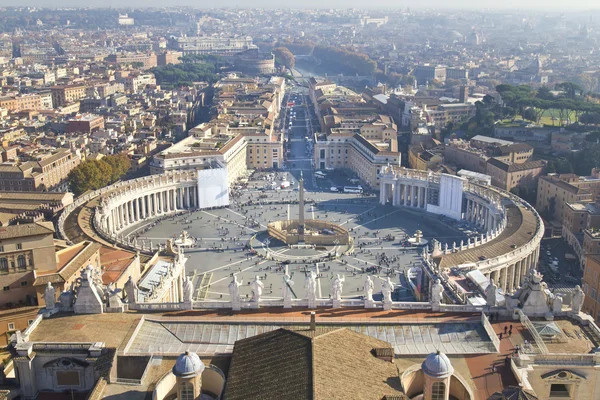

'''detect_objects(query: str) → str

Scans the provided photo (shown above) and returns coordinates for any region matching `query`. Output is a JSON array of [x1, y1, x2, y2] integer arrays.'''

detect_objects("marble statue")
[[431, 279, 444, 305], [282, 271, 294, 307], [485, 279, 497, 307], [331, 274, 345, 302], [381, 277, 395, 304], [250, 276, 264, 303], [364, 275, 374, 302], [571, 285, 585, 314], [228, 275, 241, 309], [183, 276, 193, 303], [44, 282, 56, 310], [305, 271, 317, 308], [124, 276, 138, 304], [552, 294, 563, 314]]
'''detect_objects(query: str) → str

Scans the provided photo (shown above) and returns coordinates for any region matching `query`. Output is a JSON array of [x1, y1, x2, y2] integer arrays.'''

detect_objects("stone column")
[[379, 183, 385, 205], [129, 201, 134, 223], [501, 267, 508, 292], [186, 187, 191, 209], [178, 275, 184, 303], [467, 200, 473, 222], [411, 185, 416, 207], [119, 205, 124, 228], [404, 185, 409, 206], [518, 260, 525, 287]]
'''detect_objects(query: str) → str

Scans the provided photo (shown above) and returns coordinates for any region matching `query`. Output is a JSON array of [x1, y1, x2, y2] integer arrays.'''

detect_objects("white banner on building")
[[197, 168, 229, 209]]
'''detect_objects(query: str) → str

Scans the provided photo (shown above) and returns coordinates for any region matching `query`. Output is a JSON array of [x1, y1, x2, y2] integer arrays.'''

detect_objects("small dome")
[[422, 351, 454, 378], [173, 351, 205, 378]]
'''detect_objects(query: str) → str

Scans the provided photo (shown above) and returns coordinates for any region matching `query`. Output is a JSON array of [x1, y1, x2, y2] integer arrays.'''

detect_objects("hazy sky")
[[1, 0, 600, 10]]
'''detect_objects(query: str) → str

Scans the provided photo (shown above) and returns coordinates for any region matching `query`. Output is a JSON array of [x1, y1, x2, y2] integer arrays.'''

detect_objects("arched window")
[[0, 258, 7, 272], [431, 382, 446, 400], [17, 255, 26, 269], [179, 382, 194, 400]]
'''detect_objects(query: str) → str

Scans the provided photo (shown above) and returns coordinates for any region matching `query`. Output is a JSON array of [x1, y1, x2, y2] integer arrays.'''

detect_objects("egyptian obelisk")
[[298, 171, 305, 239]]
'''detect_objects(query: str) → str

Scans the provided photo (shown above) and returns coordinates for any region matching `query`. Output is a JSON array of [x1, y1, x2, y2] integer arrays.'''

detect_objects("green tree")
[[68, 154, 131, 196], [272, 47, 295, 70], [571, 143, 600, 175]]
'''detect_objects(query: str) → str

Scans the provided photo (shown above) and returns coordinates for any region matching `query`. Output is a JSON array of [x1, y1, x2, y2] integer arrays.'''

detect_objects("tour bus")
[[343, 185, 363, 193]]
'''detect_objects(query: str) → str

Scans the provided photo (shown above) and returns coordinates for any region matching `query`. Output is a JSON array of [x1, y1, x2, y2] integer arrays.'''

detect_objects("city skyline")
[[1, 1, 600, 10]]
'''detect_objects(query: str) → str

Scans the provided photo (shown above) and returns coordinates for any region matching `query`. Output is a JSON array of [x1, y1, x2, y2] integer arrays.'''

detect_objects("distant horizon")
[[1, 1, 600, 11]]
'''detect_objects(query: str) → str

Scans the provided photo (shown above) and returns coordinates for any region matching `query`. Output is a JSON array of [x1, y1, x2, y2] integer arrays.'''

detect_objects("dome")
[[422, 351, 454, 378], [173, 351, 205, 378]]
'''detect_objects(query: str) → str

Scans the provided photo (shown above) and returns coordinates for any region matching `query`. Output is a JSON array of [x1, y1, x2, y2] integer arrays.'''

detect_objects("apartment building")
[[485, 158, 546, 192], [105, 52, 158, 68], [121, 74, 156, 93], [0, 149, 81, 192], [408, 146, 443, 171], [537, 173, 600, 223], [425, 103, 475, 129], [0, 222, 56, 307], [66, 114, 105, 133], [51, 84, 86, 107], [0, 94, 42, 112], [314, 132, 401, 189], [583, 254, 600, 322]]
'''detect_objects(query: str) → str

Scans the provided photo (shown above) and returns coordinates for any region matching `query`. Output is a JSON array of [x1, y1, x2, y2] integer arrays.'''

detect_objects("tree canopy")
[[68, 154, 130, 196], [312, 45, 377, 76], [150, 60, 220, 87], [272, 47, 295, 70]]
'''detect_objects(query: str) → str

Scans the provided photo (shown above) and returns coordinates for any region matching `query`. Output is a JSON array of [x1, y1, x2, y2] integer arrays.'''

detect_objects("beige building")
[[408, 146, 444, 171], [0, 148, 81, 192], [537, 173, 600, 223], [314, 133, 400, 189], [583, 255, 600, 322], [51, 84, 86, 107], [485, 158, 546, 192], [0, 222, 56, 307]]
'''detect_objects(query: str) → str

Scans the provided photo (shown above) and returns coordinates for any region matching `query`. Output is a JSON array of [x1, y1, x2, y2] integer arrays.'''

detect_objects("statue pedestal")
[[431, 302, 441, 312], [332, 299, 341, 308], [283, 299, 292, 309], [383, 301, 392, 311], [307, 299, 317, 309], [364, 300, 375, 309], [250, 301, 260, 309], [43, 307, 60, 318], [182, 301, 193, 311], [231, 301, 241, 311]]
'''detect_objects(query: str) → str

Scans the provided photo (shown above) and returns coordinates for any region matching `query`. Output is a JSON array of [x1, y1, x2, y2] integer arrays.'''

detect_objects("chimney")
[[310, 311, 316, 331]]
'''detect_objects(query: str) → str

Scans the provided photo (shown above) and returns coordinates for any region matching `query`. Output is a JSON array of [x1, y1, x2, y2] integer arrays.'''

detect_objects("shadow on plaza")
[[314, 198, 468, 239]]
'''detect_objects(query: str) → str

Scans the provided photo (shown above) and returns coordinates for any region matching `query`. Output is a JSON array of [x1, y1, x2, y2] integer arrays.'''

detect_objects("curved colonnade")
[[58, 167, 543, 297], [57, 170, 200, 252], [380, 167, 544, 295]]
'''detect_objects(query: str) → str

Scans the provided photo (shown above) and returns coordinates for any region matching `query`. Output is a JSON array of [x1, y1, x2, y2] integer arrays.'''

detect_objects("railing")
[[23, 313, 43, 338], [518, 309, 548, 354], [440, 304, 484, 312], [33, 343, 94, 351], [481, 312, 501, 352], [131, 302, 185, 311], [534, 354, 599, 366]]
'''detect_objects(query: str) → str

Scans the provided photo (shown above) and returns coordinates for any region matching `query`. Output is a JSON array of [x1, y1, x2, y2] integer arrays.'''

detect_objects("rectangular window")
[[7, 323, 14, 331], [3, 286, 8, 291], [16, 243, 22, 250]]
